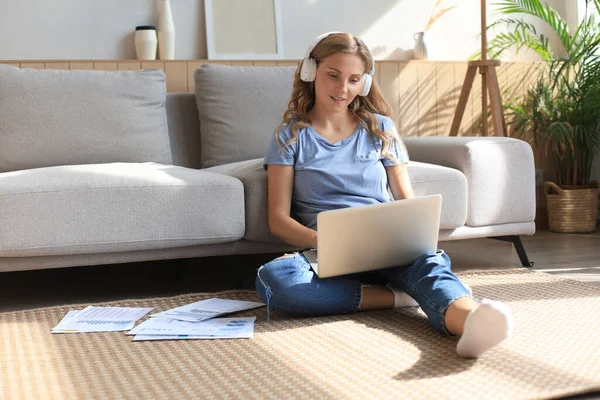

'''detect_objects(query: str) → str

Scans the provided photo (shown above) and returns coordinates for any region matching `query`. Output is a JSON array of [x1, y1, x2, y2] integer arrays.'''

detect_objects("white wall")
[[0, 0, 206, 60], [0, 0, 573, 61]]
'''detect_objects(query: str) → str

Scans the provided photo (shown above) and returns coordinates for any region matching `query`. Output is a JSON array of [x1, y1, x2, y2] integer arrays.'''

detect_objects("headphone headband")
[[303, 31, 375, 76], [303, 31, 342, 60]]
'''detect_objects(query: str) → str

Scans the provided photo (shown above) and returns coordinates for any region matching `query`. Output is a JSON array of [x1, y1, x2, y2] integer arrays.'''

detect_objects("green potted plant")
[[487, 0, 600, 232]]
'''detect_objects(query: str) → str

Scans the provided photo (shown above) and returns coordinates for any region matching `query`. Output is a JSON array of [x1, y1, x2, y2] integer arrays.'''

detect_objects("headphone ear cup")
[[359, 73, 372, 97], [300, 58, 317, 82]]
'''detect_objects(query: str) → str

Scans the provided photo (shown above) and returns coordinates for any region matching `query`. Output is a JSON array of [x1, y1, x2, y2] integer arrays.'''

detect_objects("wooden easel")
[[449, 0, 507, 137]]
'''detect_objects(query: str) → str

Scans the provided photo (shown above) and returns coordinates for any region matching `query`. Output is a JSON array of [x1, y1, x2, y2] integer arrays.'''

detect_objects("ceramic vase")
[[413, 31, 428, 60], [134, 26, 158, 60], [158, 0, 175, 60]]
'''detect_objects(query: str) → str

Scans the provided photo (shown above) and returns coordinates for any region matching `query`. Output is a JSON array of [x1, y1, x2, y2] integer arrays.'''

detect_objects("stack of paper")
[[51, 306, 153, 333], [129, 298, 264, 341], [51, 298, 264, 341]]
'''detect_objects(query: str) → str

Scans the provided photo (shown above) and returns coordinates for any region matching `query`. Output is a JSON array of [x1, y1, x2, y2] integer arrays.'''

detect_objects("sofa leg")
[[488, 235, 534, 268]]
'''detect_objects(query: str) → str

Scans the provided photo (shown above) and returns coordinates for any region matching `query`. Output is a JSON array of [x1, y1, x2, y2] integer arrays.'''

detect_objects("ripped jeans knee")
[[255, 253, 304, 321], [255, 252, 362, 321]]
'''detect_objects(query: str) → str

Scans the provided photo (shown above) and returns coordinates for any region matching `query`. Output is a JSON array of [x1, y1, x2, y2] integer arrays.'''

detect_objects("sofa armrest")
[[402, 137, 536, 227]]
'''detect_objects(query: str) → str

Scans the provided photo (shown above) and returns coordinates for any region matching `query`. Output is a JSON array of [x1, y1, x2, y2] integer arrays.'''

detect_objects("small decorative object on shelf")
[[414, 0, 456, 60], [134, 26, 158, 61], [158, 0, 175, 60], [413, 32, 428, 60]]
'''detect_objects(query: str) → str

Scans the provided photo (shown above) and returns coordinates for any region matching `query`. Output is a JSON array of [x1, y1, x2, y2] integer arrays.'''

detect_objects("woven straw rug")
[[2, 269, 600, 400]]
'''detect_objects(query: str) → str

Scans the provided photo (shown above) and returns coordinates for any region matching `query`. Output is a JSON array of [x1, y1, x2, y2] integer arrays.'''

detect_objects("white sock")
[[456, 299, 513, 358], [387, 286, 419, 308], [465, 283, 473, 296], [387, 283, 473, 309]]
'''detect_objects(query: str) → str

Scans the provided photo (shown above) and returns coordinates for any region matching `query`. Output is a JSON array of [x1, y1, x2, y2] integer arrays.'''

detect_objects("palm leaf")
[[488, 31, 551, 60], [487, 18, 539, 34], [492, 0, 572, 57]]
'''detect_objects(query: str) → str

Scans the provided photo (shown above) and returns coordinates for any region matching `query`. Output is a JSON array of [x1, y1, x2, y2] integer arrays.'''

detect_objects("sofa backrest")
[[0, 63, 298, 172], [0, 65, 172, 173], [193, 64, 296, 168], [165, 93, 202, 169]]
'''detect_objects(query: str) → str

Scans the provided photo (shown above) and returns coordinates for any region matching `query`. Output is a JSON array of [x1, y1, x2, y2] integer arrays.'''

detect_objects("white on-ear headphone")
[[299, 31, 375, 97]]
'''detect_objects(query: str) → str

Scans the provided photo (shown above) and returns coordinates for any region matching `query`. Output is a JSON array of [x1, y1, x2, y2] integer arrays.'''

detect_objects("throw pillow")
[[194, 64, 295, 168], [0, 65, 171, 172]]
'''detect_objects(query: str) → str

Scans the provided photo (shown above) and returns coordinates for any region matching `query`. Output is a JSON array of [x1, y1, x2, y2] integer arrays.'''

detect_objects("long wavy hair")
[[277, 32, 403, 161]]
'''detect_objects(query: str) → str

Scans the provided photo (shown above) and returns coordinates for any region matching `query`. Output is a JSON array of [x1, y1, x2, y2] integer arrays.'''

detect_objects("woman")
[[257, 32, 512, 358]]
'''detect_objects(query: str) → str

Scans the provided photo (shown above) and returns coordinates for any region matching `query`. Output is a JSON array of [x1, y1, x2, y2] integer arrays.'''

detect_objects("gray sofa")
[[0, 63, 536, 273]]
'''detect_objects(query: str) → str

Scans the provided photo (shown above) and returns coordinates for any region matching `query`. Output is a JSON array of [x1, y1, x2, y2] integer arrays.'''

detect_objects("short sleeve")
[[380, 116, 409, 166], [263, 123, 298, 169]]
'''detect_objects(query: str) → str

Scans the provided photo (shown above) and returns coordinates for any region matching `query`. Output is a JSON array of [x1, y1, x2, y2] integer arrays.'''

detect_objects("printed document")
[[151, 298, 264, 322], [51, 310, 82, 333], [128, 316, 256, 341], [52, 306, 153, 333]]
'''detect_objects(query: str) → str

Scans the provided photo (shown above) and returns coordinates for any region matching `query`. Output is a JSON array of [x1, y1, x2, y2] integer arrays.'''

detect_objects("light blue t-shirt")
[[263, 114, 409, 230]]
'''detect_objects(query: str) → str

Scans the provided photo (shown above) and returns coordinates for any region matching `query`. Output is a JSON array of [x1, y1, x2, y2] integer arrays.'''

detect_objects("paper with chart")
[[128, 316, 256, 341], [150, 298, 264, 322], [51, 306, 153, 333]]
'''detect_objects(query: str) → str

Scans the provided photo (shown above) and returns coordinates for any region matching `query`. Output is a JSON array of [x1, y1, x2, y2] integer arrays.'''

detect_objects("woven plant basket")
[[544, 181, 599, 233]]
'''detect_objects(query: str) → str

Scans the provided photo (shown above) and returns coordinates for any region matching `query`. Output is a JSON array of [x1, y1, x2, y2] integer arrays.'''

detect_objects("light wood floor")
[[445, 229, 600, 284], [1, 228, 599, 313]]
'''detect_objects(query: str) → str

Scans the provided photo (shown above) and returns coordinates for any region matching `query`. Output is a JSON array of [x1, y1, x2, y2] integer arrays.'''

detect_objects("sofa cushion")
[[408, 161, 467, 229], [0, 163, 244, 257], [0, 65, 172, 173], [166, 93, 201, 169], [207, 159, 467, 244], [194, 64, 295, 168], [205, 158, 281, 243]]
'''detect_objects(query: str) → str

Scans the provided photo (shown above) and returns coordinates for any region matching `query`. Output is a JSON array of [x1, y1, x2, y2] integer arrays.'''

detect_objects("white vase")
[[134, 26, 158, 60], [413, 31, 428, 60], [158, 0, 175, 60]]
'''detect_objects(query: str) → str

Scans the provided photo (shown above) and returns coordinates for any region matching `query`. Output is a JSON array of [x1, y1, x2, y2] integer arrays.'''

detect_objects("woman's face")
[[313, 52, 366, 114]]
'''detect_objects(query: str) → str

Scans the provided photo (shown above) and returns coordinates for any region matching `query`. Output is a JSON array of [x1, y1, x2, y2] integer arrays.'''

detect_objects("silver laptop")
[[302, 194, 442, 278]]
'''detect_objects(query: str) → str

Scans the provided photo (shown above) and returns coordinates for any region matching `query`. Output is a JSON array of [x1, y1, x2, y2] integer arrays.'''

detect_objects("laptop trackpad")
[[302, 250, 319, 274]]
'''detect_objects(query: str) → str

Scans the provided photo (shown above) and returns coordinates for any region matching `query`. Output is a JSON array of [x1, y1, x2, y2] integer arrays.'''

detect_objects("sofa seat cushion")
[[206, 159, 467, 244], [0, 65, 172, 173], [0, 163, 244, 257]]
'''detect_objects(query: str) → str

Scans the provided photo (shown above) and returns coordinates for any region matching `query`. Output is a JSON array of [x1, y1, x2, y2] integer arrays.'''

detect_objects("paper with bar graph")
[[51, 306, 153, 333]]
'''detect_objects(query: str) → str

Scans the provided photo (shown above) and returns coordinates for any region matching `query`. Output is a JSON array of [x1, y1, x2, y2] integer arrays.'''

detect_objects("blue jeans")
[[255, 250, 472, 335]]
